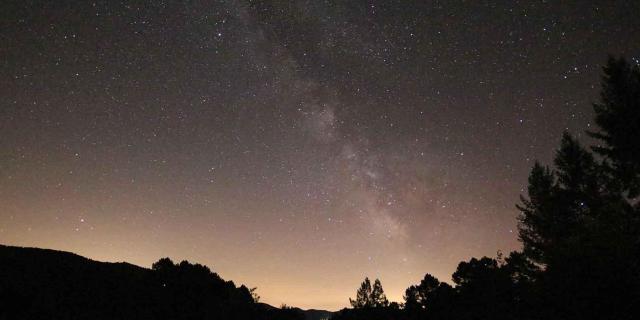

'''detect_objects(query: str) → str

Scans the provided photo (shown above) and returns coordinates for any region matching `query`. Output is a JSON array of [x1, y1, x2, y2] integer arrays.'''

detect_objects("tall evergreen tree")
[[349, 277, 389, 309], [516, 162, 558, 265], [370, 279, 389, 307], [349, 277, 372, 308], [588, 57, 640, 198], [517, 133, 606, 267], [514, 56, 640, 320]]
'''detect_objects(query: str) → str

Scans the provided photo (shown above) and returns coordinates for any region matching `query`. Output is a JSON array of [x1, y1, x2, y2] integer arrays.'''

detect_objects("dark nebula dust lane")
[[1, 0, 639, 310]]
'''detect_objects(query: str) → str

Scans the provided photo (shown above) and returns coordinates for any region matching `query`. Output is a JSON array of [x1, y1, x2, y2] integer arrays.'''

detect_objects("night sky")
[[1, 0, 639, 310]]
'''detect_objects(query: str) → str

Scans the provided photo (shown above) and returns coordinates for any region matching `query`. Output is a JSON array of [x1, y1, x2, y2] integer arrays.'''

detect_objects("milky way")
[[1, 0, 639, 310]]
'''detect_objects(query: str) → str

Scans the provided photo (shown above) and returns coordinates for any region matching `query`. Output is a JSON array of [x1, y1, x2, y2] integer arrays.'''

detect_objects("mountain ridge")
[[0, 244, 335, 320]]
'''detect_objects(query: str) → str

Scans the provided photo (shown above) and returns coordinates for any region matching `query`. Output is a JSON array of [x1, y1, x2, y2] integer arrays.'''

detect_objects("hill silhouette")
[[0, 244, 329, 320]]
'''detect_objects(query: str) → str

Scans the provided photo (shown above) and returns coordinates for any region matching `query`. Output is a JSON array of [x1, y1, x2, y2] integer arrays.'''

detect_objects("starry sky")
[[1, 0, 639, 311]]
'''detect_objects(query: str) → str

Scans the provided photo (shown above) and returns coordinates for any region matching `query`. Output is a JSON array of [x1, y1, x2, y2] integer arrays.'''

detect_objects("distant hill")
[[256, 303, 335, 320], [297, 308, 336, 320], [0, 244, 331, 320]]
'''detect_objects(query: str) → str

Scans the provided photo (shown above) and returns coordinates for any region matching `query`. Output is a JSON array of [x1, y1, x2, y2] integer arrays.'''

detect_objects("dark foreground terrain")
[[0, 244, 333, 320]]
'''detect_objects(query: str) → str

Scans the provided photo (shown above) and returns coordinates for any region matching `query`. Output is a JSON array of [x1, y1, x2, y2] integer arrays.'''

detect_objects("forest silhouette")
[[332, 56, 640, 320], [1, 56, 639, 320]]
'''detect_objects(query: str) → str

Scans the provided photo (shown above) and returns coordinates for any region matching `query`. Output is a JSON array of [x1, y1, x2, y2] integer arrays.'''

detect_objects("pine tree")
[[514, 57, 640, 319], [517, 133, 606, 266], [588, 57, 640, 198], [371, 279, 389, 307], [516, 162, 557, 265], [349, 277, 389, 308], [349, 277, 372, 308]]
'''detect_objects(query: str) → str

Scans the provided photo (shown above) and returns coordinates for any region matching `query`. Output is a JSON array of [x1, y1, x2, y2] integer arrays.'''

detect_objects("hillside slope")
[[0, 244, 311, 320]]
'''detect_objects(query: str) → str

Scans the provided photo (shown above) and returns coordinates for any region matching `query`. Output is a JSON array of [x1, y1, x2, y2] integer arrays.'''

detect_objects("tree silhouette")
[[370, 279, 389, 307], [152, 257, 175, 271], [349, 277, 388, 309], [513, 56, 640, 320], [589, 56, 640, 197], [349, 277, 372, 308], [249, 286, 260, 303], [404, 273, 455, 319], [404, 273, 439, 311], [516, 133, 604, 267]]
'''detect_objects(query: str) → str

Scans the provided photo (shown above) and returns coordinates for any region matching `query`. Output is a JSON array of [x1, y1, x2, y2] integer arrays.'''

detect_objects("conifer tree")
[[349, 277, 372, 308], [371, 279, 389, 307], [589, 57, 640, 197]]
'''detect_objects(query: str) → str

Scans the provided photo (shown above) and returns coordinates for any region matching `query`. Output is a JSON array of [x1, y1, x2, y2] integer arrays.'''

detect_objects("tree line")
[[332, 56, 640, 320]]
